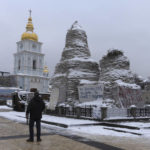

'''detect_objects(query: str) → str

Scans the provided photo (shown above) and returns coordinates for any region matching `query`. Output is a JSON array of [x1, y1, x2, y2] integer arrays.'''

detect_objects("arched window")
[[18, 59, 21, 70], [33, 60, 36, 70]]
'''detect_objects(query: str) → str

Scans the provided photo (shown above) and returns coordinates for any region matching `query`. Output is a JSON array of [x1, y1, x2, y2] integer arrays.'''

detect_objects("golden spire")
[[43, 66, 49, 73], [26, 10, 34, 32], [21, 10, 38, 41]]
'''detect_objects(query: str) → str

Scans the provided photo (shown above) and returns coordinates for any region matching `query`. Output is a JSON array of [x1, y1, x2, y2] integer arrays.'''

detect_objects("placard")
[[49, 88, 59, 110], [78, 84, 104, 102]]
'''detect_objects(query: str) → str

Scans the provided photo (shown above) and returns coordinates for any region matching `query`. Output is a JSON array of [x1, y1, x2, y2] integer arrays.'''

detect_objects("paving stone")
[[0, 117, 99, 150]]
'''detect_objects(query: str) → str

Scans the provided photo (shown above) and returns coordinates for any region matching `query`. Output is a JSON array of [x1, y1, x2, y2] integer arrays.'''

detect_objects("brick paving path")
[[76, 129, 150, 150], [0, 108, 150, 150], [0, 117, 122, 150]]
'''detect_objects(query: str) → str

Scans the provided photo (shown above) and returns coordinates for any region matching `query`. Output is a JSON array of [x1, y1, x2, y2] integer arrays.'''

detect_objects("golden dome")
[[21, 11, 38, 42], [21, 32, 38, 41], [43, 66, 49, 73]]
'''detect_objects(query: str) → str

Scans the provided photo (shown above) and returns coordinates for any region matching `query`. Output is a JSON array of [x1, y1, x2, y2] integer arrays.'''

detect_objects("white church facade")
[[14, 11, 49, 93]]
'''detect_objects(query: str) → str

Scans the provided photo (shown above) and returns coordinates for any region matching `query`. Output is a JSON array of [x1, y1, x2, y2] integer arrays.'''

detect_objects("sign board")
[[78, 84, 104, 102], [49, 88, 59, 110], [118, 86, 144, 108]]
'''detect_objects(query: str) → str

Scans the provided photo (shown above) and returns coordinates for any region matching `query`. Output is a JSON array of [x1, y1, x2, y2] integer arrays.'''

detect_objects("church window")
[[18, 59, 21, 70], [33, 60, 36, 70], [32, 44, 36, 49], [20, 43, 23, 49]]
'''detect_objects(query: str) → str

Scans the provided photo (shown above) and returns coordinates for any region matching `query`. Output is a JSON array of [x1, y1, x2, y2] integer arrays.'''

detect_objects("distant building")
[[0, 71, 17, 87], [0, 71, 10, 77], [13, 11, 49, 93]]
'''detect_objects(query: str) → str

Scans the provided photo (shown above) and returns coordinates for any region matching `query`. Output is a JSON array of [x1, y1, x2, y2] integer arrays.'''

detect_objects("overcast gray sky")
[[0, 0, 150, 78]]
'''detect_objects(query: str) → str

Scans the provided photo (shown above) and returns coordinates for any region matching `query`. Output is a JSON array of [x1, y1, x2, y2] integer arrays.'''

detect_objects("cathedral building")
[[14, 11, 49, 93]]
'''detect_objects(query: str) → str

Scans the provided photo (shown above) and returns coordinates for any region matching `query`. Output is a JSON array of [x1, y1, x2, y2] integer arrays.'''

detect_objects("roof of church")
[[21, 10, 38, 42]]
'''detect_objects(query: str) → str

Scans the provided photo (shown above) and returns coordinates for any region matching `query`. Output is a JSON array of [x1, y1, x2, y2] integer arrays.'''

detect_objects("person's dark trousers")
[[29, 119, 41, 141], [36, 119, 41, 140], [29, 119, 34, 140]]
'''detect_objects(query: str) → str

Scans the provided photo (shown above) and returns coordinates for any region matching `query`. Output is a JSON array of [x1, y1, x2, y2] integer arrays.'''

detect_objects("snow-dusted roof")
[[115, 80, 140, 89], [68, 70, 96, 78], [70, 21, 83, 30], [63, 57, 97, 63], [105, 69, 134, 79], [80, 79, 98, 85]]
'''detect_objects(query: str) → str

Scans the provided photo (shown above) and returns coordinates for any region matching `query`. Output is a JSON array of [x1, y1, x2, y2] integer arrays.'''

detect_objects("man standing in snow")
[[26, 90, 45, 142]]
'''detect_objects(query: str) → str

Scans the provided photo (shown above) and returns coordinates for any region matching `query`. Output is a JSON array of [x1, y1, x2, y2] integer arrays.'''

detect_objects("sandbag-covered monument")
[[49, 22, 150, 109], [50, 21, 100, 107]]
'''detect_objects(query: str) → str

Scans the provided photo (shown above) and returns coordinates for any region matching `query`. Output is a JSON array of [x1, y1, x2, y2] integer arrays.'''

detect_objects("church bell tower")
[[14, 11, 49, 93]]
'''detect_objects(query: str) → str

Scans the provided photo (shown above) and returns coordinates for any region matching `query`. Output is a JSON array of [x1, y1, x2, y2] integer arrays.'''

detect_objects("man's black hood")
[[34, 91, 39, 97]]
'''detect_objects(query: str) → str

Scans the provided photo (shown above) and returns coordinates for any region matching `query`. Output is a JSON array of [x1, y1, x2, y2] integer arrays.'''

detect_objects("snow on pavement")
[[69, 126, 137, 137], [0, 111, 97, 125], [0, 105, 12, 110], [0, 110, 150, 138], [42, 115, 97, 125]]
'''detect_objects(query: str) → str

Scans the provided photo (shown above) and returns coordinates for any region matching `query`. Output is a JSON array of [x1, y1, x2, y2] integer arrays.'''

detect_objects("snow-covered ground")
[[0, 108, 150, 138], [119, 122, 150, 128], [0, 105, 12, 110], [69, 126, 137, 137], [69, 122, 150, 137], [118, 121, 150, 137], [0, 111, 97, 125]]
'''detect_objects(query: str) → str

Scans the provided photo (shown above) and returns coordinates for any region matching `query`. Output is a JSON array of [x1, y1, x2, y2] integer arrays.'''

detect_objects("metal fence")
[[46, 106, 93, 118], [46, 106, 150, 120], [127, 108, 150, 117]]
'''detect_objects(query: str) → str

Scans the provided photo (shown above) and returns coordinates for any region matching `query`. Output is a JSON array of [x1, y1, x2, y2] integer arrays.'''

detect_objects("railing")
[[45, 106, 150, 120], [127, 108, 150, 117], [46, 106, 93, 118]]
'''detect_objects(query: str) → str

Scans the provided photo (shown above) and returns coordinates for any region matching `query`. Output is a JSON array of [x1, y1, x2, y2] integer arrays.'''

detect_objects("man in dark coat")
[[26, 91, 45, 142]]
